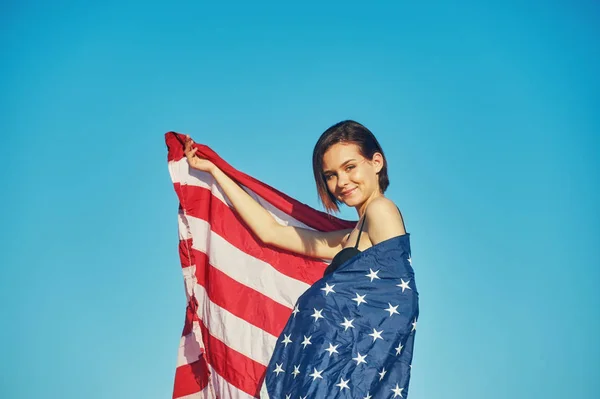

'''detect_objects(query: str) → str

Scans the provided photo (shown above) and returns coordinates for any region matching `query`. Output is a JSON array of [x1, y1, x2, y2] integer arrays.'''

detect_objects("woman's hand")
[[184, 135, 215, 173]]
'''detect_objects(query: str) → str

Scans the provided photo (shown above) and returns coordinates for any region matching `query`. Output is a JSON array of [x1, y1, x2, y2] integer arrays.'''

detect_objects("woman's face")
[[322, 142, 383, 208]]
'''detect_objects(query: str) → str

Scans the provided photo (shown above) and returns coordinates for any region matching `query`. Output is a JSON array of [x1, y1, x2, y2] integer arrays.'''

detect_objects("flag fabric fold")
[[165, 132, 355, 399]]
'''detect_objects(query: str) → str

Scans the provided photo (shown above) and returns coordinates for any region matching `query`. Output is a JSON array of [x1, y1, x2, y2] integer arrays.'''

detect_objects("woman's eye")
[[325, 174, 335, 181], [345, 165, 355, 172]]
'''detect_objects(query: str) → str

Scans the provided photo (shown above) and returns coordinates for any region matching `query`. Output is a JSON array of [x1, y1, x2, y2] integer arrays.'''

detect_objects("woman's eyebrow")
[[323, 159, 357, 173]]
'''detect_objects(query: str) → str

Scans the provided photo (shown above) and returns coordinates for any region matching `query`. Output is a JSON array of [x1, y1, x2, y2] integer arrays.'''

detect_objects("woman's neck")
[[356, 191, 383, 217]]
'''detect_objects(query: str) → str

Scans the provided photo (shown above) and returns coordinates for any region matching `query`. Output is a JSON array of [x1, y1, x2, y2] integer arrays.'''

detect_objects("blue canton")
[[263, 234, 419, 399]]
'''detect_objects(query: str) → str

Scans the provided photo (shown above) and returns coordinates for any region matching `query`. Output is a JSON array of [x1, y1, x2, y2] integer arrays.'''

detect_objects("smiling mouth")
[[340, 187, 357, 197]]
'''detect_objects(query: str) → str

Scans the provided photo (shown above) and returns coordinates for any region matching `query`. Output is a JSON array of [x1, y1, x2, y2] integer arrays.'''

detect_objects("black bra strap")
[[354, 215, 367, 248]]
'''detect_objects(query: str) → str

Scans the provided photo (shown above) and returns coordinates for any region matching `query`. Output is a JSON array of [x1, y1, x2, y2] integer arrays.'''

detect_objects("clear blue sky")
[[1, 1, 598, 398]]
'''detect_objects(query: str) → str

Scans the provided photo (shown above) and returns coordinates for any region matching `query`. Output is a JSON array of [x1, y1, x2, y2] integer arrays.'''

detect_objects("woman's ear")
[[372, 152, 384, 173]]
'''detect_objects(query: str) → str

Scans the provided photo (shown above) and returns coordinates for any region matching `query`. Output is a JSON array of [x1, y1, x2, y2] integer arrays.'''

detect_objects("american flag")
[[261, 234, 418, 398], [165, 132, 357, 398]]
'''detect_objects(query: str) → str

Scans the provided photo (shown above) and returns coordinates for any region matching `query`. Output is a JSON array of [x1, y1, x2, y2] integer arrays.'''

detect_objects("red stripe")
[[193, 250, 291, 337], [179, 238, 194, 268], [165, 132, 355, 232], [173, 358, 209, 398], [166, 132, 187, 163], [179, 184, 328, 284], [182, 293, 200, 336]]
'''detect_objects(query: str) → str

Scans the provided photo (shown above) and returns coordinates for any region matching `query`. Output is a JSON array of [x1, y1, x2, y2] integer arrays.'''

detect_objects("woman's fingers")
[[184, 136, 196, 160], [184, 137, 207, 171]]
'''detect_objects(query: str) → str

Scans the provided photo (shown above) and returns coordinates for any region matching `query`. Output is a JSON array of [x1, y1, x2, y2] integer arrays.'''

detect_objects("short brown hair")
[[312, 120, 389, 212]]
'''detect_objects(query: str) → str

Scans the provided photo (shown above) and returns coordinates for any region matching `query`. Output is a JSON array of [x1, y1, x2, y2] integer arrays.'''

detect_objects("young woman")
[[184, 120, 407, 271], [185, 120, 417, 397]]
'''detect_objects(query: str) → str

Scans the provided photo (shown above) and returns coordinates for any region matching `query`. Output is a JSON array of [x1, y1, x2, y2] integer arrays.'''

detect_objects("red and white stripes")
[[166, 132, 353, 398]]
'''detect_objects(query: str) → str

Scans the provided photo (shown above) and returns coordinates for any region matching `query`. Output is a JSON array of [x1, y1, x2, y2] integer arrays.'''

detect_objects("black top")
[[322, 215, 367, 276]]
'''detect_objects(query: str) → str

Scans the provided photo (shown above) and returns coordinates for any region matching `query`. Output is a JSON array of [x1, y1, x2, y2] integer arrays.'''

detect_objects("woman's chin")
[[340, 196, 362, 208]]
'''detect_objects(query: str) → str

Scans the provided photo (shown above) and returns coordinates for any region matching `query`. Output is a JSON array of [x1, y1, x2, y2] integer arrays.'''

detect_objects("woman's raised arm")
[[185, 136, 350, 259]]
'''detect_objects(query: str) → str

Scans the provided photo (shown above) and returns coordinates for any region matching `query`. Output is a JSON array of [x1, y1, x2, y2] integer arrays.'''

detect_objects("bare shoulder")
[[365, 197, 406, 244]]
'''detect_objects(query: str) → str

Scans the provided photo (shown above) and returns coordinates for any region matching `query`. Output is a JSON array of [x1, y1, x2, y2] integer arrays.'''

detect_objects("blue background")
[[1, 1, 598, 398]]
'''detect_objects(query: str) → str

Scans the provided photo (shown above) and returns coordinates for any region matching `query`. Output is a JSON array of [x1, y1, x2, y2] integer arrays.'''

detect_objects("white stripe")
[[178, 211, 193, 240], [207, 364, 256, 399], [177, 329, 205, 368], [259, 380, 270, 399], [169, 158, 315, 230], [186, 215, 311, 309], [195, 283, 277, 366], [177, 390, 206, 399]]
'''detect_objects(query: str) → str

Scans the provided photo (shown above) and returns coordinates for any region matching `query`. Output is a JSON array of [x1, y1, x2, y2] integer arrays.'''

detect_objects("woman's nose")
[[337, 173, 348, 187]]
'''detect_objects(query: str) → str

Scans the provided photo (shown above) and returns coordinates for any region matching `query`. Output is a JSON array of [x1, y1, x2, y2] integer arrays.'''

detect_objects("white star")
[[365, 268, 381, 282], [311, 308, 324, 322], [391, 383, 404, 398], [299, 396, 307, 399], [397, 278, 411, 292], [395, 342, 404, 355], [281, 334, 292, 347], [292, 364, 300, 378], [352, 352, 367, 365], [325, 343, 340, 356], [363, 393, 372, 399], [321, 283, 336, 295], [301, 335, 312, 349], [385, 303, 400, 317], [292, 305, 299, 317], [378, 367, 387, 381], [273, 363, 285, 376], [352, 293, 367, 306], [340, 317, 355, 331], [369, 328, 384, 342], [411, 318, 417, 332], [309, 367, 324, 381], [285, 395, 291, 399], [335, 378, 350, 391], [407, 256, 412, 265]]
